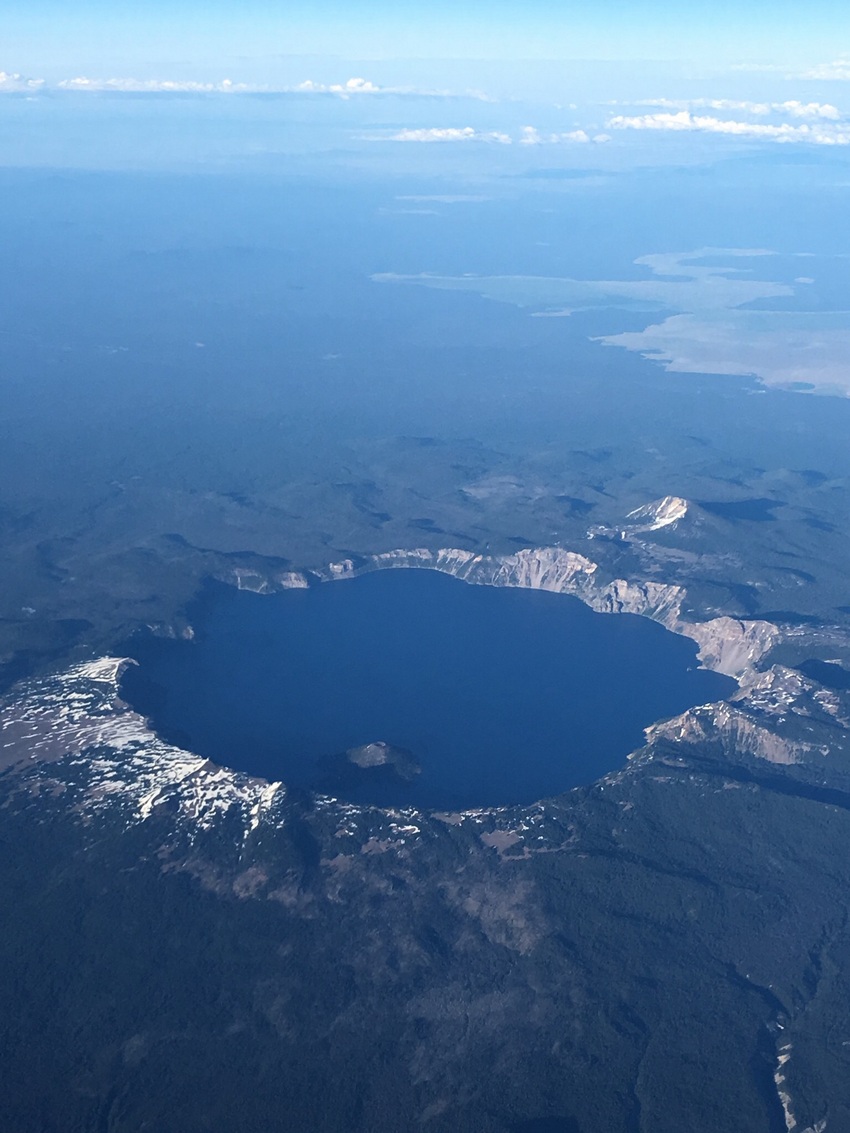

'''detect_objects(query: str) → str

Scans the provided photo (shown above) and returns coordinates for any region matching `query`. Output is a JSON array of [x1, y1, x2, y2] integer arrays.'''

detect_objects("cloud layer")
[[390, 126, 511, 143], [520, 125, 604, 144], [385, 125, 608, 145], [7, 67, 849, 152], [625, 97, 840, 119], [0, 72, 490, 100], [293, 77, 490, 100], [57, 77, 252, 93], [608, 108, 850, 145], [794, 59, 850, 81]]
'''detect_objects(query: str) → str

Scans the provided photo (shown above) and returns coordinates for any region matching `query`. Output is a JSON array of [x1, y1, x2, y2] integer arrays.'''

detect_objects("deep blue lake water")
[[121, 569, 735, 810]]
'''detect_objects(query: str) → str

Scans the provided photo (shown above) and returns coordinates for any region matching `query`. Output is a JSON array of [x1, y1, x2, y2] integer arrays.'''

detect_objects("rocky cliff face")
[[644, 665, 850, 767]]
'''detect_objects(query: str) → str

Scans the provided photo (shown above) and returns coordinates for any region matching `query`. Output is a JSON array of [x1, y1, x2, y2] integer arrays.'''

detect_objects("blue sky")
[[6, 0, 850, 79]]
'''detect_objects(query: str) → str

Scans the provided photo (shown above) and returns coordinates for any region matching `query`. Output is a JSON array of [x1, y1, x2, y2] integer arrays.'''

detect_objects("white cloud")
[[794, 59, 850, 81], [293, 77, 493, 100], [389, 126, 512, 143], [44, 73, 492, 100], [293, 76, 380, 96], [520, 126, 594, 144], [626, 97, 841, 120], [608, 110, 850, 145], [57, 76, 252, 93], [780, 100, 842, 119], [383, 125, 609, 145], [0, 71, 45, 92], [734, 58, 850, 81]]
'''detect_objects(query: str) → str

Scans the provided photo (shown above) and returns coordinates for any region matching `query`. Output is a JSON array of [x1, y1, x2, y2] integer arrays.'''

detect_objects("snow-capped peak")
[[625, 496, 689, 531]]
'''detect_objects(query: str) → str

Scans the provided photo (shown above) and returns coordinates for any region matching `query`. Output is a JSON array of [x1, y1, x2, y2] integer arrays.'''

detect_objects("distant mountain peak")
[[625, 495, 690, 531]]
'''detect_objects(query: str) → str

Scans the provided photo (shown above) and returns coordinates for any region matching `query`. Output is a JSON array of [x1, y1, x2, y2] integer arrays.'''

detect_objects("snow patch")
[[1, 658, 287, 836]]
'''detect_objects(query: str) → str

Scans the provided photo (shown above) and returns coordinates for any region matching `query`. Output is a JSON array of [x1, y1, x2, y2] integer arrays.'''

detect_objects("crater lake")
[[120, 568, 736, 810]]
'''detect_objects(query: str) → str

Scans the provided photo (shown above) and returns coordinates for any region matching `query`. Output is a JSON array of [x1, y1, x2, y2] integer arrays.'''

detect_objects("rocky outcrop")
[[325, 546, 599, 595], [685, 616, 780, 678], [345, 741, 420, 780], [646, 700, 813, 766], [644, 665, 850, 767]]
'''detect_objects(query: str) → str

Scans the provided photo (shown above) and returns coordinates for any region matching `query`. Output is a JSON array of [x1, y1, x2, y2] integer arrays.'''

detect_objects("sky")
[[5, 0, 850, 172], [5, 0, 850, 81]]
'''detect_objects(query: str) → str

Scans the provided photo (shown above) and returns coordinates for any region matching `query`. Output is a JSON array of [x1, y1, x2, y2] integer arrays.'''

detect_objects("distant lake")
[[121, 569, 735, 810]]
